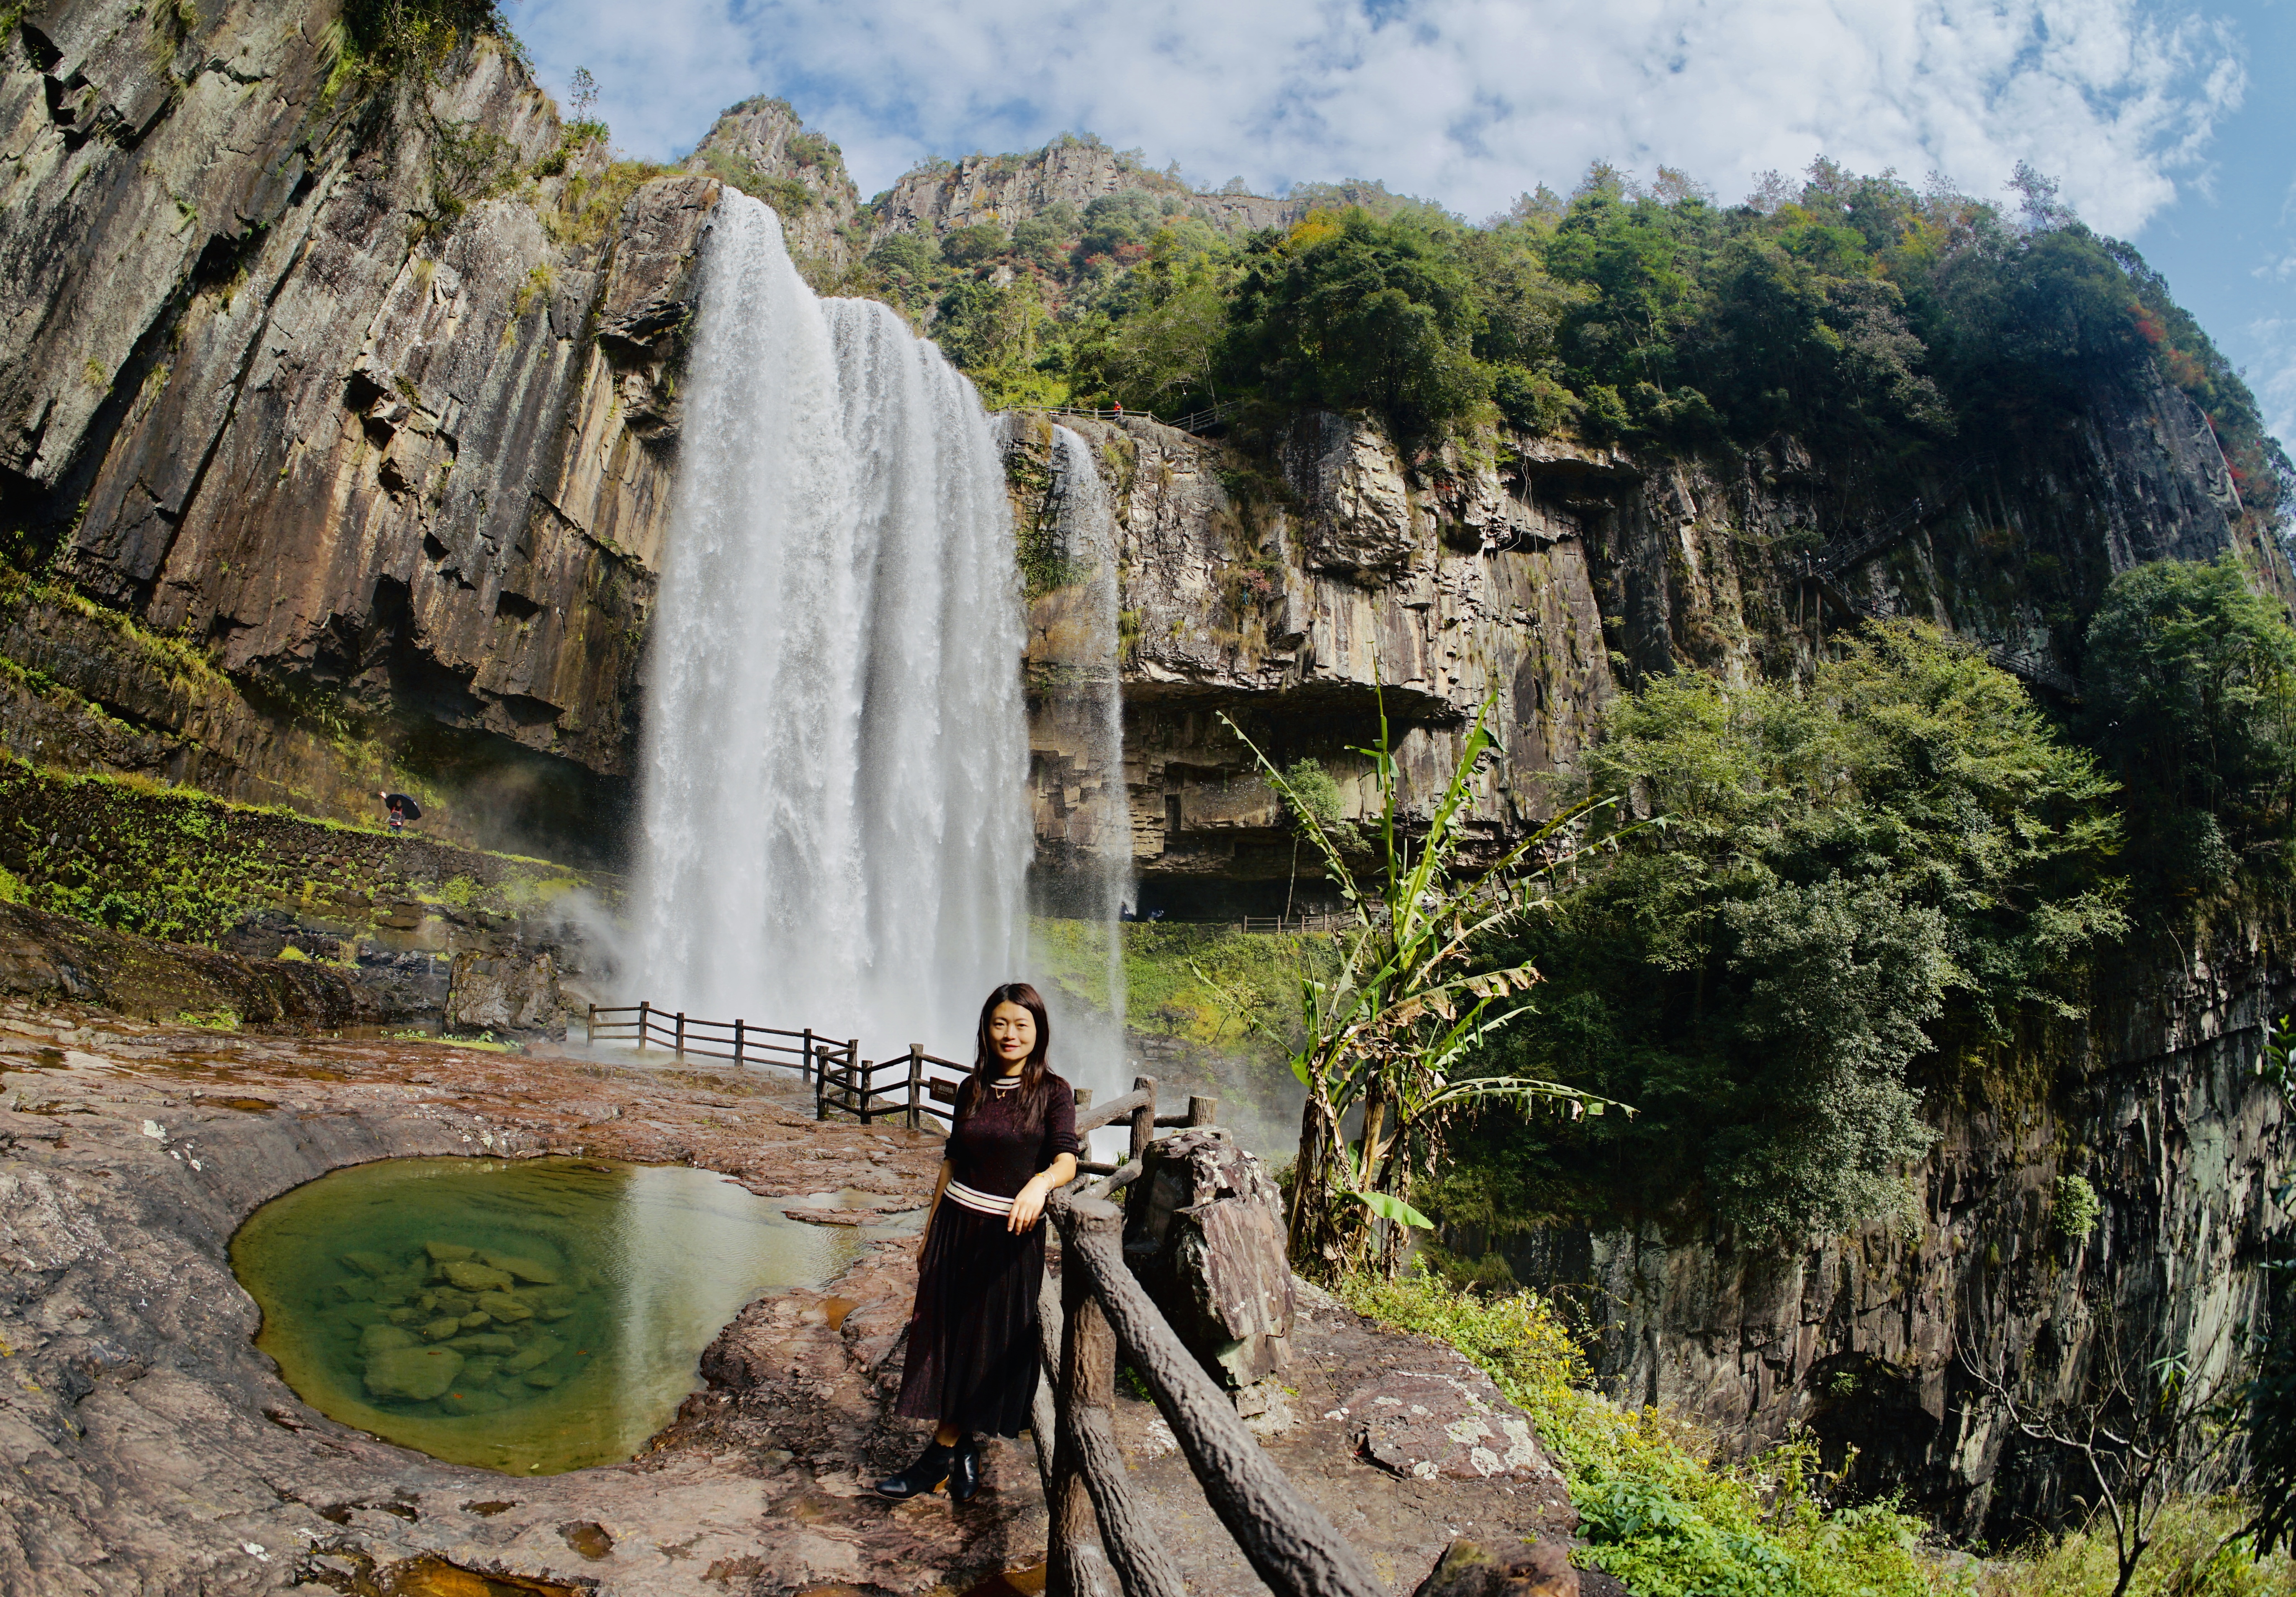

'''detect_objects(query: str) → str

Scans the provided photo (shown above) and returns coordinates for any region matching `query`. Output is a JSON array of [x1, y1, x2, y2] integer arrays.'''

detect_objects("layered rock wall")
[[1018, 355, 2275, 909], [0, 2, 745, 853], [1457, 916, 2288, 1538]]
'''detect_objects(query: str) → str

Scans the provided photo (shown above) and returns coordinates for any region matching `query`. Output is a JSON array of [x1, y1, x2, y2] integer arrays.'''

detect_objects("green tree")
[[1447, 623, 2126, 1245], [1223, 209, 1490, 445], [1212, 695, 1630, 1279], [2082, 554, 2296, 895]]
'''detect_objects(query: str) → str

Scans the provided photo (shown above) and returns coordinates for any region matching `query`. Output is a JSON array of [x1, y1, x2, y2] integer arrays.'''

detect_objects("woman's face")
[[989, 1002, 1036, 1071]]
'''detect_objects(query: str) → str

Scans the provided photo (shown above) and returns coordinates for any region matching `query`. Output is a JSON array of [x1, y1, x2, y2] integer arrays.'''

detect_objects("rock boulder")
[[1122, 1127, 1296, 1388], [1340, 1367, 1563, 1485]]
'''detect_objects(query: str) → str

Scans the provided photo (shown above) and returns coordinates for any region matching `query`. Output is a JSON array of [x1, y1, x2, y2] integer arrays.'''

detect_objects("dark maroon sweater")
[[945, 1072, 1079, 1197]]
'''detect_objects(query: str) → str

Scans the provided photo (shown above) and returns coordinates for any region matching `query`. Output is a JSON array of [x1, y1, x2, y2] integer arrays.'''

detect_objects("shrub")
[[2053, 1173, 2102, 1245], [2082, 554, 2296, 901]]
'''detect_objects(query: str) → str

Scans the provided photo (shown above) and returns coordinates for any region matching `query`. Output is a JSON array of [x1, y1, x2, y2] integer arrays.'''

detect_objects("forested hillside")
[[847, 156, 2288, 536]]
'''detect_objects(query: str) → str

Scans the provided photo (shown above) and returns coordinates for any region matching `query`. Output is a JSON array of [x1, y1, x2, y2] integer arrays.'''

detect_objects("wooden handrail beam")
[[1076, 1087, 1151, 1135], [1054, 1192, 1386, 1597], [1052, 1199, 1188, 1597]]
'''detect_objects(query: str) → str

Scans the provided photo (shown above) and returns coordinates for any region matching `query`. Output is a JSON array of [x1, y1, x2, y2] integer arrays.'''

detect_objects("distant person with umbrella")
[[379, 791, 422, 834]]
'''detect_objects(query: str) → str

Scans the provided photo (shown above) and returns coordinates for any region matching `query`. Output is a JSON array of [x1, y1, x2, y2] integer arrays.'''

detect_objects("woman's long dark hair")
[[962, 981, 1052, 1122]]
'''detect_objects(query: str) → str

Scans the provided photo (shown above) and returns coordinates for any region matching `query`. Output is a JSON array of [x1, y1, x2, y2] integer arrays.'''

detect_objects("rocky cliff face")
[[1011, 358, 2275, 912], [1452, 916, 2288, 1540], [682, 96, 861, 267], [867, 140, 1294, 245], [0, 0, 744, 853], [1017, 372, 2286, 1534]]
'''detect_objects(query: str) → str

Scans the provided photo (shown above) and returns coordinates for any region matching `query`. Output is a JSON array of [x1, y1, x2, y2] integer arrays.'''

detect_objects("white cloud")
[[513, 0, 2245, 234]]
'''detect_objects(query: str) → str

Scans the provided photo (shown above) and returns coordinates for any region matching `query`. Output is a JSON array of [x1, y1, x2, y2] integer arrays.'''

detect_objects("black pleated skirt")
[[894, 1200, 1044, 1437]]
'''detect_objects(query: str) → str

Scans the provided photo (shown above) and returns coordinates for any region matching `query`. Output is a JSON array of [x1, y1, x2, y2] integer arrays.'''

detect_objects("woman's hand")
[[1008, 1176, 1052, 1233]]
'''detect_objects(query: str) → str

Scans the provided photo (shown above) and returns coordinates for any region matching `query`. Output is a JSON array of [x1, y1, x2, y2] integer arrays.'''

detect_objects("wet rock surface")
[[0, 997, 1577, 1594]]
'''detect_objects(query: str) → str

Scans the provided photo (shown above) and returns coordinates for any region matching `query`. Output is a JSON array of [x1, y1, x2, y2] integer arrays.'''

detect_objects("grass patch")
[[1029, 916, 1334, 1048], [0, 758, 597, 948], [1343, 1272, 2295, 1597], [1965, 1497, 2292, 1597], [390, 1028, 519, 1053], [178, 1008, 241, 1032]]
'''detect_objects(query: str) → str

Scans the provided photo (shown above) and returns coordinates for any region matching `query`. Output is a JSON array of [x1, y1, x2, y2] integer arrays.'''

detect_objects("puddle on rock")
[[233, 1156, 871, 1474]]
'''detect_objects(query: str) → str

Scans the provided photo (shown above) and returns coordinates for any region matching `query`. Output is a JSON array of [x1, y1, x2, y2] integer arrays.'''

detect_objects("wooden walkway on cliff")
[[587, 1000, 1388, 1597]]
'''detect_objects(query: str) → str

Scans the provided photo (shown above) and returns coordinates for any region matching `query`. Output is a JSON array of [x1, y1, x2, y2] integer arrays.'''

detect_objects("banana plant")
[[1207, 688, 1638, 1279]]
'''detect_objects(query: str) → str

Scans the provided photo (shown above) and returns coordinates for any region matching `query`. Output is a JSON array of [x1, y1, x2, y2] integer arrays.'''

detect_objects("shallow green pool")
[[232, 1157, 868, 1474]]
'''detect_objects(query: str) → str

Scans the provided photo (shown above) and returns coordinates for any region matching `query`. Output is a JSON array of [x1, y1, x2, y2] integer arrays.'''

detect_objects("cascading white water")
[[1050, 425, 1135, 1060], [632, 194, 1031, 1059]]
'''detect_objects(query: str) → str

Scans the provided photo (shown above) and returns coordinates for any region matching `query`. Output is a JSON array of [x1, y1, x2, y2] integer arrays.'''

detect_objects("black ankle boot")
[[874, 1440, 952, 1499], [948, 1433, 981, 1503]]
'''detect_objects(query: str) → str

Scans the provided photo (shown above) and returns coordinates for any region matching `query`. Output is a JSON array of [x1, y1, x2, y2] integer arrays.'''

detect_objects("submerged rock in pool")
[[480, 1250, 560, 1284], [506, 1335, 561, 1373], [440, 1260, 515, 1292], [235, 1157, 860, 1474], [360, 1324, 416, 1357], [366, 1346, 463, 1400]]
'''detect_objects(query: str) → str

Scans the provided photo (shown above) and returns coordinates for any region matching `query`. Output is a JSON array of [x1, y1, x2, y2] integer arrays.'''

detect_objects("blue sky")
[[510, 0, 2296, 451]]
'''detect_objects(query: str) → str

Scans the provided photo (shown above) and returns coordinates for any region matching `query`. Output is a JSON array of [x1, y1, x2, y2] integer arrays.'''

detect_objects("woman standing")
[[876, 982, 1079, 1502]]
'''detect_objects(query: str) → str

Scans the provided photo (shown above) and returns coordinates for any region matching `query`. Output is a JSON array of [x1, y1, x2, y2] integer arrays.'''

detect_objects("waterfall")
[[1054, 425, 1133, 1043], [631, 194, 1031, 1060], [1031, 425, 1135, 1128]]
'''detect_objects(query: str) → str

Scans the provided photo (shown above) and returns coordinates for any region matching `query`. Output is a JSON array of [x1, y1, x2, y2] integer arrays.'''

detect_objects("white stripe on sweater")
[[944, 1179, 1015, 1217]]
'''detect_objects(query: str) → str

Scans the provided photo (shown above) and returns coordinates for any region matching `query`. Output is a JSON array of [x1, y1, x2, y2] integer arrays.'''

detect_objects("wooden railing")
[[1029, 1074, 1382, 1597], [585, 1005, 1219, 1139], [1007, 399, 1241, 438], [1797, 458, 1993, 582], [587, 1002, 855, 1081], [1233, 912, 1350, 935]]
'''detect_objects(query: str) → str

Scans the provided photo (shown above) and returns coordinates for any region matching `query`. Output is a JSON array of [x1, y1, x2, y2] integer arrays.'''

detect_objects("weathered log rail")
[[1028, 1074, 1382, 1597]]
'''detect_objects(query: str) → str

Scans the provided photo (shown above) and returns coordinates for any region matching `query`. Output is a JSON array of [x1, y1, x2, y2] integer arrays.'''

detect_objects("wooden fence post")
[[1050, 1203, 1115, 1597], [907, 1044, 923, 1131], [1048, 1196, 1188, 1597], [847, 1040, 860, 1120], [1187, 1095, 1218, 1128], [674, 1012, 686, 1059], [636, 1000, 649, 1052], [1130, 1074, 1157, 1164], [732, 1019, 744, 1069], [586, 1003, 595, 1046], [802, 1028, 814, 1085], [815, 1043, 828, 1121], [1074, 1087, 1092, 1114]]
